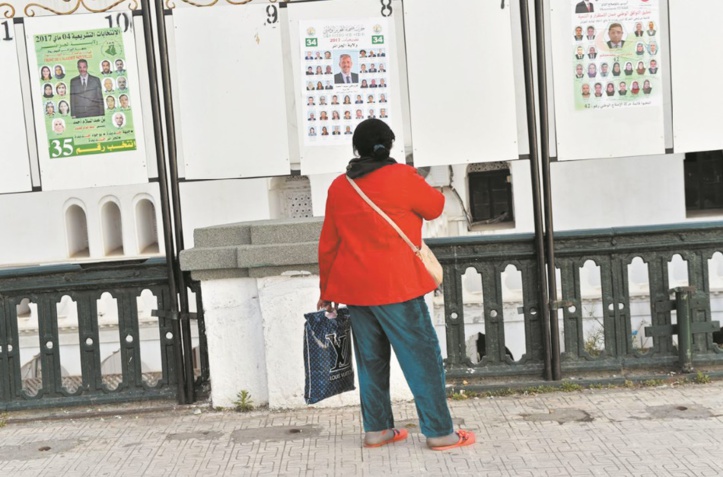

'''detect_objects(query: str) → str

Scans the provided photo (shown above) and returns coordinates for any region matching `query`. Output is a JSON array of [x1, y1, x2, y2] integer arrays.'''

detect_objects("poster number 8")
[[380, 0, 392, 17], [50, 138, 74, 158]]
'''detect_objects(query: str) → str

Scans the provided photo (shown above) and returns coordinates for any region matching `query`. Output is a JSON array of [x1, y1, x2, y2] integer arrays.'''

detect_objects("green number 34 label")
[[49, 138, 75, 158]]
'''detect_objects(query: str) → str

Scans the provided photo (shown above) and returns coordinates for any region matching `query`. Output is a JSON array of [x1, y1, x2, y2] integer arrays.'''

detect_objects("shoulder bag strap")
[[345, 175, 420, 254]]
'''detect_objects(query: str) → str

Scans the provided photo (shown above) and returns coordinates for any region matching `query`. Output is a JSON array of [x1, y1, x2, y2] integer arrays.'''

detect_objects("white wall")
[[0, 0, 721, 268]]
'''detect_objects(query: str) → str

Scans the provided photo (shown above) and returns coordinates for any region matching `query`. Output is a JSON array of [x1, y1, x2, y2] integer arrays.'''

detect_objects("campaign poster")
[[299, 18, 391, 146], [33, 27, 136, 158], [571, 0, 661, 110]]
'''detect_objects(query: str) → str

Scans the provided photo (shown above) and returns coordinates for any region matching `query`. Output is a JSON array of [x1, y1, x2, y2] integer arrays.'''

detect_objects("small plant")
[[693, 371, 711, 384], [485, 388, 515, 398], [560, 381, 583, 392], [623, 380, 635, 388], [234, 390, 254, 412], [641, 379, 665, 387], [450, 392, 468, 401], [587, 383, 604, 390], [0, 413, 7, 428]]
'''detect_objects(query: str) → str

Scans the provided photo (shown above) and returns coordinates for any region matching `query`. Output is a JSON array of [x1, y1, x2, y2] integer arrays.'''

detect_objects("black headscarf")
[[346, 153, 397, 179]]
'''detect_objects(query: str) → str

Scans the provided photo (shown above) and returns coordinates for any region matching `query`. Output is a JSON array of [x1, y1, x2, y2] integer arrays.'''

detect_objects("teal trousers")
[[348, 296, 454, 438]]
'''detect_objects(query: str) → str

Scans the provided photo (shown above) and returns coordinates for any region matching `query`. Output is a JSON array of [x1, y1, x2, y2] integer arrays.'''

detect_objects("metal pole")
[[674, 287, 694, 373], [533, 0, 562, 380], [138, 2, 187, 403], [151, 1, 195, 403], [519, 0, 552, 381]]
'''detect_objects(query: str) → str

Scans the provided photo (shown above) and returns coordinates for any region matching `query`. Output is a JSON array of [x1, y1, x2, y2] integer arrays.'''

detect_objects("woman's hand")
[[317, 298, 337, 312]]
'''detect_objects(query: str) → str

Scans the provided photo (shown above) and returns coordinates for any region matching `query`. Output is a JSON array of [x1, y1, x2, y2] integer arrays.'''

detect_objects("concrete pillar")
[[180, 218, 414, 409]]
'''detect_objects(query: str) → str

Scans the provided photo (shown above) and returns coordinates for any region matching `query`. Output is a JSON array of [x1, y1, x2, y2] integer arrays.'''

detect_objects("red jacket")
[[318, 164, 445, 306]]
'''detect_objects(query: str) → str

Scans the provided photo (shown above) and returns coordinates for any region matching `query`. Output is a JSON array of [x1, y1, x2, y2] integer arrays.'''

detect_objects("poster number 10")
[[1, 20, 12, 41], [105, 13, 131, 32]]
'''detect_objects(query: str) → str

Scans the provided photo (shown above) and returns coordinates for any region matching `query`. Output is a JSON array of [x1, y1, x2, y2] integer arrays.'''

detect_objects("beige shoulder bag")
[[346, 175, 443, 287]]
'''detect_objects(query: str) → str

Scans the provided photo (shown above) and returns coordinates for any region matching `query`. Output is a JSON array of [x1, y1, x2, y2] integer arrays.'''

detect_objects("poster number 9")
[[266, 5, 278, 25], [50, 139, 74, 158]]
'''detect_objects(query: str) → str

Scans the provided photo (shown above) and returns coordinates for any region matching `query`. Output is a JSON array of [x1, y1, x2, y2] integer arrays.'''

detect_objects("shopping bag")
[[303, 307, 355, 404]]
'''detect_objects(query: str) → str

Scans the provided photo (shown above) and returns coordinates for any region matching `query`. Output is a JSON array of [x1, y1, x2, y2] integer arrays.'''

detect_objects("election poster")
[[299, 18, 391, 146], [571, 0, 661, 110], [33, 27, 137, 158]]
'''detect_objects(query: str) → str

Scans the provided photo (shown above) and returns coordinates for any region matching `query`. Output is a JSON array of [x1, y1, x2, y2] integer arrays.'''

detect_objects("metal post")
[[519, 0, 552, 381], [533, 0, 562, 380], [138, 2, 187, 404], [673, 287, 695, 373], [151, 0, 195, 404]]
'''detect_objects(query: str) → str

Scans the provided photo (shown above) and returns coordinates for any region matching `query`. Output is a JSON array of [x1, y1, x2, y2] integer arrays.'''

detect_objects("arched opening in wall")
[[57, 295, 81, 393], [501, 264, 523, 362], [65, 204, 89, 258], [627, 257, 652, 355], [135, 199, 159, 254], [708, 252, 723, 349], [269, 176, 313, 219], [668, 254, 690, 349], [467, 162, 515, 229], [580, 260, 605, 357], [101, 200, 124, 256]]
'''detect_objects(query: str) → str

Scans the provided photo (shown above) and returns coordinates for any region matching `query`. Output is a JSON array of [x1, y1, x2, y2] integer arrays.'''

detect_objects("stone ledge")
[[181, 218, 323, 279]]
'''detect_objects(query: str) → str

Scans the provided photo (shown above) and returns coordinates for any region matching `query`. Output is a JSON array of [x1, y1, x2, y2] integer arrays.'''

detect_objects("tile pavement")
[[1, 381, 723, 476]]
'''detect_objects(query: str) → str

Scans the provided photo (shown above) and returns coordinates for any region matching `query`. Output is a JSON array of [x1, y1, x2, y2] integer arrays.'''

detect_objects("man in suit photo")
[[334, 54, 359, 84], [575, 0, 593, 13], [69, 59, 104, 118], [606, 23, 625, 49]]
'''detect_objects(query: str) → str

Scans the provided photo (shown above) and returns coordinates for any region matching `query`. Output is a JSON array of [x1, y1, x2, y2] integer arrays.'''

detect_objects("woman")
[[612, 62, 621, 77], [317, 119, 475, 451], [45, 102, 55, 116], [54, 65, 65, 79], [331, 110, 340, 120], [58, 100, 70, 115], [56, 82, 67, 97], [43, 84, 54, 98], [343, 95, 351, 105], [40, 66, 52, 81], [631, 81, 640, 95], [361, 79, 369, 88], [624, 62, 633, 76], [643, 79, 652, 94], [636, 61, 646, 75]]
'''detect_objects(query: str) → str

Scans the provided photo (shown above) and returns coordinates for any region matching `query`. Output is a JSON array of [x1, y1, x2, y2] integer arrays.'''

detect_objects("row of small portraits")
[[574, 42, 658, 59], [579, 80, 654, 97], [306, 63, 387, 75], [306, 92, 388, 106], [44, 94, 131, 116], [306, 78, 387, 90], [307, 107, 389, 121], [39, 60, 127, 81], [50, 112, 128, 135], [42, 77, 129, 98], [304, 49, 386, 60], [575, 59, 658, 78], [308, 118, 388, 137]]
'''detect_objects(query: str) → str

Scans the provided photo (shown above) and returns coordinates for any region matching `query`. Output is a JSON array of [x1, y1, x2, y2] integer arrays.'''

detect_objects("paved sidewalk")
[[1, 381, 723, 476]]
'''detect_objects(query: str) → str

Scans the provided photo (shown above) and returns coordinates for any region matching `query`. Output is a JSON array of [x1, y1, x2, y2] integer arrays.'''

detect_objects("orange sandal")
[[363, 428, 409, 448], [428, 430, 476, 451]]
